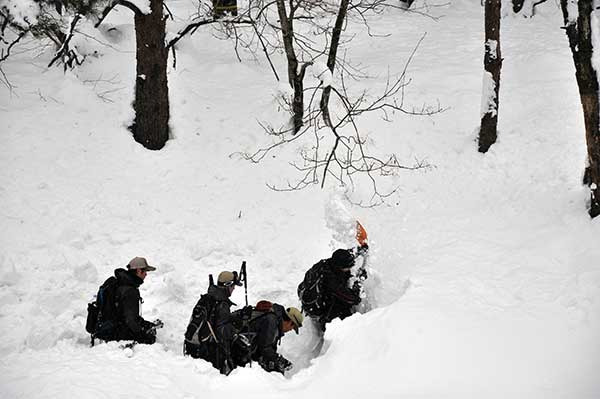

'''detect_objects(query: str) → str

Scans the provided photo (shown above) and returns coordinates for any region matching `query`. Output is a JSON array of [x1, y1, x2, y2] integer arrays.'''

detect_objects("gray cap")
[[127, 257, 156, 271]]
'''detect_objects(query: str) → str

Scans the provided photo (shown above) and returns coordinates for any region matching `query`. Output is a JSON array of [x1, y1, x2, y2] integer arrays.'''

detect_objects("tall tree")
[[132, 0, 170, 150], [478, 0, 502, 153], [560, 0, 600, 218], [2, 0, 171, 150], [274, 0, 310, 135], [97, 0, 170, 150]]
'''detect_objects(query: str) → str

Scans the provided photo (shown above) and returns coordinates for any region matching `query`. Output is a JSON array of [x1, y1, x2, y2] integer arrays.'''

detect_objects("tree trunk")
[[320, 0, 350, 128], [560, 0, 600, 218], [276, 0, 304, 134], [132, 0, 170, 150], [478, 0, 502, 153]]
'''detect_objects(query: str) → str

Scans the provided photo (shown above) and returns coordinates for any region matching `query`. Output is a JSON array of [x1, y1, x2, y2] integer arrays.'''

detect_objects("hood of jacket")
[[114, 268, 143, 288]]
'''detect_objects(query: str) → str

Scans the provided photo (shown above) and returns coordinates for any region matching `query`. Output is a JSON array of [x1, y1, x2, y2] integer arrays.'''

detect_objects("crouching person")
[[298, 246, 368, 331], [232, 302, 303, 374], [184, 271, 241, 375], [86, 257, 162, 345]]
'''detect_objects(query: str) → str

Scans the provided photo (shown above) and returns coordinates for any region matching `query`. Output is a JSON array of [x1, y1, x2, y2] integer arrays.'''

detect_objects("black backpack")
[[297, 260, 327, 316], [85, 276, 120, 340], [184, 294, 218, 346]]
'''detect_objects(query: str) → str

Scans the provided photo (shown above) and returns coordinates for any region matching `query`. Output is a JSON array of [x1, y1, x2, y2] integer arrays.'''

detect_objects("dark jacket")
[[247, 303, 285, 364], [113, 268, 156, 344], [185, 284, 236, 374], [208, 285, 236, 366], [319, 262, 361, 324]]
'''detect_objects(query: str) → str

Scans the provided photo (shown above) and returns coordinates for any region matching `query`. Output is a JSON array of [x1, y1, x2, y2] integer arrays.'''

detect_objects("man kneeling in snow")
[[230, 302, 303, 374], [88, 257, 162, 345], [184, 271, 241, 375]]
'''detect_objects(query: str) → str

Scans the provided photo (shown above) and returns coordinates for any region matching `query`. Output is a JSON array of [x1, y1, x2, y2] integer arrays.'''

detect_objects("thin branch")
[[95, 0, 143, 29], [1, 29, 29, 63], [48, 14, 82, 69]]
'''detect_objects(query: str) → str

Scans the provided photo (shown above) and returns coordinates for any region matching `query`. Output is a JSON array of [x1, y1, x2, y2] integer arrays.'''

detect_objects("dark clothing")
[[184, 285, 235, 374], [249, 303, 284, 363], [106, 268, 156, 344], [233, 303, 292, 374], [317, 260, 361, 327]]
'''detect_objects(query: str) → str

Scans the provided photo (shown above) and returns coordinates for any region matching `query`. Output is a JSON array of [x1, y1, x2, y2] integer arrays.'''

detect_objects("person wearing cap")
[[316, 248, 365, 329], [108, 257, 160, 344], [238, 303, 303, 374], [184, 270, 241, 375]]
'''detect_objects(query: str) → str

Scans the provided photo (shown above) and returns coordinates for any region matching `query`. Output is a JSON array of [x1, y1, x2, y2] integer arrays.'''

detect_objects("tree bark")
[[560, 0, 600, 218], [320, 0, 350, 128], [132, 0, 170, 150], [276, 0, 304, 134], [478, 0, 502, 153]]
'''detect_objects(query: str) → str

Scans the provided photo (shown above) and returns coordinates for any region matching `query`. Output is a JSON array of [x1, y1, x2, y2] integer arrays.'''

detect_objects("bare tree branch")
[[48, 14, 83, 70], [1, 29, 29, 63]]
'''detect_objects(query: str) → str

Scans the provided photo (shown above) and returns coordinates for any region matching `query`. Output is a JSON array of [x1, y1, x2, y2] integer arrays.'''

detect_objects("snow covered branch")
[[47, 13, 83, 70]]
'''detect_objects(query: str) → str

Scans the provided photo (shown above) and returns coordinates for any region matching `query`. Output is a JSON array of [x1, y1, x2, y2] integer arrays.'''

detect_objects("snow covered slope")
[[1, 1, 599, 398]]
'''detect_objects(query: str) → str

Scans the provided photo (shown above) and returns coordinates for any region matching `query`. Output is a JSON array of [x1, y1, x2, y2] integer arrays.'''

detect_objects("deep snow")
[[1, 1, 599, 398]]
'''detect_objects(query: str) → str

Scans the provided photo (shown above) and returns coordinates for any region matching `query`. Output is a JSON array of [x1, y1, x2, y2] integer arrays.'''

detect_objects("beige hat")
[[127, 257, 156, 271], [217, 271, 242, 286], [285, 307, 304, 334]]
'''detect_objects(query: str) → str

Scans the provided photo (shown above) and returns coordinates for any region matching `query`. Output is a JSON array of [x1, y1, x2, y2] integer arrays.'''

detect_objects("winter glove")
[[356, 243, 369, 256], [356, 267, 368, 281], [152, 319, 164, 329], [276, 355, 293, 373], [141, 319, 155, 332], [259, 355, 292, 374]]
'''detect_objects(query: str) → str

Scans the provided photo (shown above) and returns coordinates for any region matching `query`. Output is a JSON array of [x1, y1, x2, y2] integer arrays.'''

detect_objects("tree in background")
[[229, 1, 443, 205], [1, 0, 171, 149], [1, 0, 250, 150], [478, 0, 502, 153], [560, 0, 600, 218], [94, 0, 171, 150]]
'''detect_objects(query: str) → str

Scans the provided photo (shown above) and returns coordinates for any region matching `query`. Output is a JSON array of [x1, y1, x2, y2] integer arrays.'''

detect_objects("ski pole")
[[241, 261, 248, 306]]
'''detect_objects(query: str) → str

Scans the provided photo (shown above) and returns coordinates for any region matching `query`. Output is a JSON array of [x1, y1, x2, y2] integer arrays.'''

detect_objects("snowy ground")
[[1, 1, 599, 398]]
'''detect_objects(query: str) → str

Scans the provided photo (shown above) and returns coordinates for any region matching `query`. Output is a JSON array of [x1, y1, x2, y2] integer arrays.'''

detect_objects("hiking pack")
[[86, 276, 120, 344], [229, 299, 277, 367], [184, 294, 219, 345], [297, 260, 328, 316], [184, 262, 248, 347], [298, 221, 369, 317]]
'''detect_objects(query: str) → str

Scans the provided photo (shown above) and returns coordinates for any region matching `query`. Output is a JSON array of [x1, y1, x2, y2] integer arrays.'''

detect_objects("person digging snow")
[[298, 245, 368, 331], [230, 302, 303, 374]]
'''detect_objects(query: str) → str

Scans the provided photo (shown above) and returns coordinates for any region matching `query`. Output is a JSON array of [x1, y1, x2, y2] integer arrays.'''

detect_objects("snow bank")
[[0, 2, 599, 398]]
